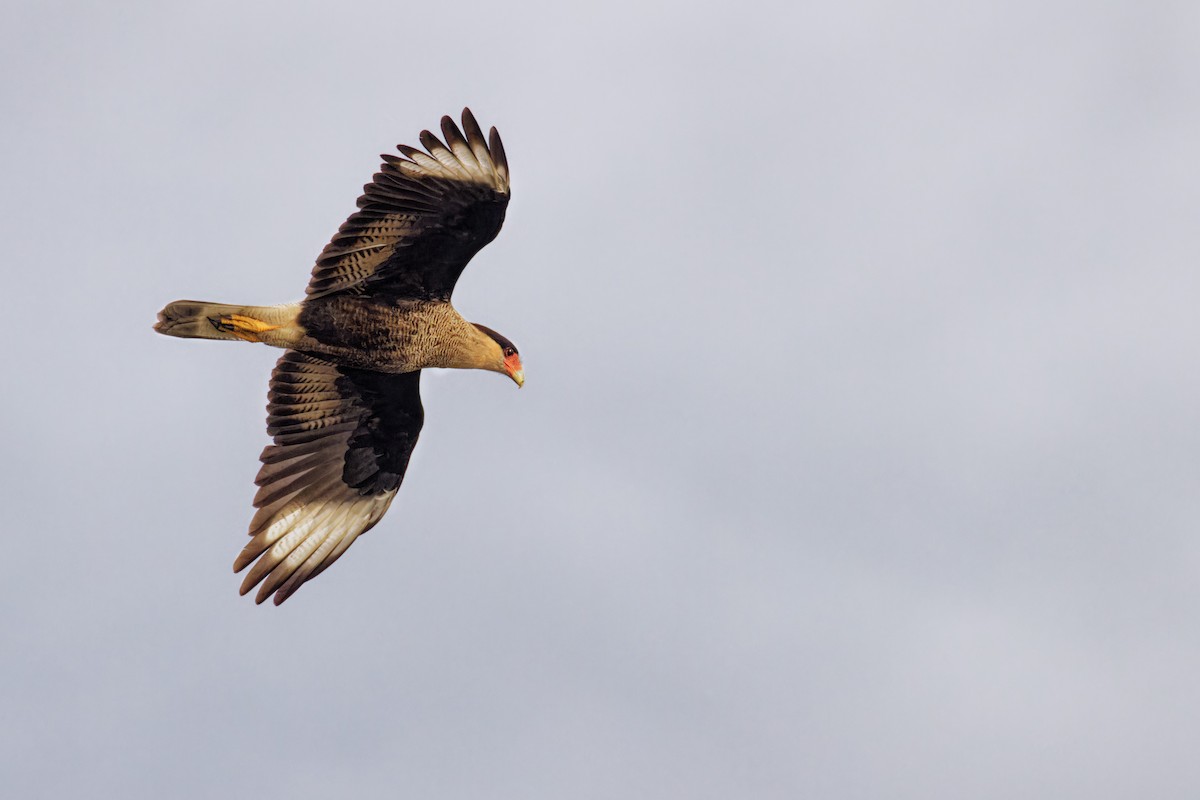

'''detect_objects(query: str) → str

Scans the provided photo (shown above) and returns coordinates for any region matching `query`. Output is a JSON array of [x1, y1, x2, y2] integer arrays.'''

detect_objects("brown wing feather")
[[306, 108, 511, 302], [234, 351, 425, 605]]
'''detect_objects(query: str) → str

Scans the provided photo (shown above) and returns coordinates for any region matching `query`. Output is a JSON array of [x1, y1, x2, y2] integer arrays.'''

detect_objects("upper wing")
[[234, 350, 424, 605], [305, 108, 511, 302]]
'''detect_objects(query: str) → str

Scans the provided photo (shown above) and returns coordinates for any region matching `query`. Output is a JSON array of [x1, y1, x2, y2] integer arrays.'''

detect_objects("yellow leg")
[[209, 314, 281, 342]]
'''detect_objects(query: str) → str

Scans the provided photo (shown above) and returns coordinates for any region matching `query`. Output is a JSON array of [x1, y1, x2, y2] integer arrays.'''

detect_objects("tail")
[[154, 300, 293, 342]]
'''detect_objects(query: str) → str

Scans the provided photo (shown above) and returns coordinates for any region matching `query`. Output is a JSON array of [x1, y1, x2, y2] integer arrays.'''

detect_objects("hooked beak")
[[504, 353, 525, 388]]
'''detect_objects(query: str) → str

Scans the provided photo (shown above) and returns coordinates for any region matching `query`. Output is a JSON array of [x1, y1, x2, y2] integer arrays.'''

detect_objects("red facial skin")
[[503, 352, 523, 380]]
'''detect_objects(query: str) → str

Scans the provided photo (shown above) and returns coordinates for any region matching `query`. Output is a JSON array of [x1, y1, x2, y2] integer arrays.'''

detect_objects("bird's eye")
[[504, 347, 515, 357]]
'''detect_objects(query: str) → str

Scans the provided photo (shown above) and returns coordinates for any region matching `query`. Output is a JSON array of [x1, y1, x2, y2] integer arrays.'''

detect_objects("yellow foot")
[[208, 314, 280, 342]]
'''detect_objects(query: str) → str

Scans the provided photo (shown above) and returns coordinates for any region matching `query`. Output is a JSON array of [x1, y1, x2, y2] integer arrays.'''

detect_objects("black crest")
[[473, 323, 518, 355]]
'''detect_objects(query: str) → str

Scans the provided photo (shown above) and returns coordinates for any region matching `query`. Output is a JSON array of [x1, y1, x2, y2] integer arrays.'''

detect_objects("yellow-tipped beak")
[[511, 369, 525, 388]]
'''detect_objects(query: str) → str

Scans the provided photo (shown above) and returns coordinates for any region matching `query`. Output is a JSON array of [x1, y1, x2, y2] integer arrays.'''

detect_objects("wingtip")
[[440, 115, 468, 147], [232, 549, 254, 574], [489, 126, 508, 178]]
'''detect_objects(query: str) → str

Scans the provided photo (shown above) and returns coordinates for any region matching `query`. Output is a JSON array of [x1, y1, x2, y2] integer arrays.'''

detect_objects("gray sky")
[[3, 0, 1200, 797]]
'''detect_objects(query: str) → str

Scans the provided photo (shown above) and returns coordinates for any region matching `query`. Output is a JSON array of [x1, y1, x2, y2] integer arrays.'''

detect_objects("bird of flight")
[[155, 108, 520, 605]]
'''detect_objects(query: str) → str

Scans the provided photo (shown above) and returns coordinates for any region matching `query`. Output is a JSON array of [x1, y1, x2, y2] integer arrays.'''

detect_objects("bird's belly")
[[292, 296, 461, 372]]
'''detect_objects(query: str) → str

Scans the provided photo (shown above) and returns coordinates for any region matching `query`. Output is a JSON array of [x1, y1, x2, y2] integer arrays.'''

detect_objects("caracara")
[[155, 108, 521, 605]]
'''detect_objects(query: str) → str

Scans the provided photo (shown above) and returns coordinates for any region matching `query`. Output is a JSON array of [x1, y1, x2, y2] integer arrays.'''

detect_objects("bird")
[[154, 108, 521, 605]]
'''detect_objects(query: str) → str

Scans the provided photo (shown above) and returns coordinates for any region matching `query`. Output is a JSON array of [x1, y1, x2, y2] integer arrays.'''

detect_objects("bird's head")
[[473, 323, 524, 387]]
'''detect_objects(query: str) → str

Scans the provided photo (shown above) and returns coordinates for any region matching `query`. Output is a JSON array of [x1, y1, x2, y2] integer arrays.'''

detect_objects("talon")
[[209, 314, 280, 342]]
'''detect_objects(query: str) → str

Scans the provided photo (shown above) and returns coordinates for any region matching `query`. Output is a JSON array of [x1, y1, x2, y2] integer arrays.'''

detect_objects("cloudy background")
[[3, 0, 1199, 796]]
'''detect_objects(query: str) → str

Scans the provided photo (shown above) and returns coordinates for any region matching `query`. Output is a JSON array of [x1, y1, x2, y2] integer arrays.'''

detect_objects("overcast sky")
[[3, 1, 1200, 797]]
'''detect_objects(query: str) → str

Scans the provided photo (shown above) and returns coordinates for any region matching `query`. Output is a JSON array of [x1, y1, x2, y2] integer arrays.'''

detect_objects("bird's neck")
[[441, 315, 502, 372]]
